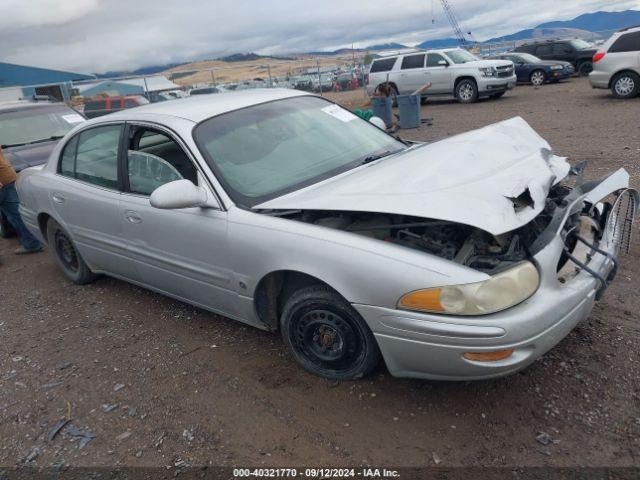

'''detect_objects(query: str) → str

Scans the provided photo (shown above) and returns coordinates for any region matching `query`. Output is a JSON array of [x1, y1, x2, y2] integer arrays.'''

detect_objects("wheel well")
[[376, 81, 398, 93], [37, 213, 51, 243], [608, 70, 640, 88], [253, 270, 335, 331], [453, 76, 477, 96]]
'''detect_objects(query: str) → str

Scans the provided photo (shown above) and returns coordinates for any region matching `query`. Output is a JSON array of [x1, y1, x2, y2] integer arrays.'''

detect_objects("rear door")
[[534, 44, 553, 61], [397, 53, 427, 94], [117, 123, 237, 316], [607, 30, 640, 71], [53, 123, 138, 279]]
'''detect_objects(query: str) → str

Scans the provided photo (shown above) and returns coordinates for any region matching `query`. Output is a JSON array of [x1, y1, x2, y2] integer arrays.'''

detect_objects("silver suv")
[[366, 48, 516, 103], [590, 25, 640, 99]]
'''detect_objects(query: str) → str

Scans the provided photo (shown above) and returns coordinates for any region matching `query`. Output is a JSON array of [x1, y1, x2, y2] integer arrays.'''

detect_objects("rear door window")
[[401, 54, 425, 69], [536, 45, 552, 56], [59, 125, 122, 189], [370, 57, 397, 73], [609, 31, 640, 53]]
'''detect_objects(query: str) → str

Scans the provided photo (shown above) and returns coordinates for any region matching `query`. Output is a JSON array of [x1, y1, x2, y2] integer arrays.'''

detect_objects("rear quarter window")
[[370, 57, 397, 73], [609, 31, 640, 53]]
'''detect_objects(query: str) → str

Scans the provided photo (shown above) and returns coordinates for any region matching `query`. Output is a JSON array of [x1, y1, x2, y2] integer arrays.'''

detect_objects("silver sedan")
[[17, 89, 638, 381]]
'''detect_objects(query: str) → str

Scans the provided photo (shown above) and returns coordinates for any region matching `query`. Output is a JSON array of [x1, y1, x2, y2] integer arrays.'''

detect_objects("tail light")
[[365, 74, 369, 85], [593, 52, 606, 63]]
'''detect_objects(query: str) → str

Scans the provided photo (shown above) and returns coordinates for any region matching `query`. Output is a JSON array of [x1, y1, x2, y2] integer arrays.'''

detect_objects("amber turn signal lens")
[[398, 289, 444, 312], [463, 349, 514, 362]]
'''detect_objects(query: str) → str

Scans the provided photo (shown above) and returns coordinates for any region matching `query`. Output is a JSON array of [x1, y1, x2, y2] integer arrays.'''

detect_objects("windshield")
[[0, 105, 83, 148], [568, 39, 592, 50], [514, 53, 540, 63], [193, 96, 405, 207], [444, 49, 479, 64]]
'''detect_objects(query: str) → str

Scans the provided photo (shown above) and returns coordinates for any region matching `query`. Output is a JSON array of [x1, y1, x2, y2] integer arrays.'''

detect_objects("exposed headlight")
[[478, 67, 497, 77], [398, 262, 540, 316], [550, 65, 564, 70]]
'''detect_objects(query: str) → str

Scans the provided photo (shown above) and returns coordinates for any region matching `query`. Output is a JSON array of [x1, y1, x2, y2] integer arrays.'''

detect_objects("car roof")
[[103, 88, 309, 123]]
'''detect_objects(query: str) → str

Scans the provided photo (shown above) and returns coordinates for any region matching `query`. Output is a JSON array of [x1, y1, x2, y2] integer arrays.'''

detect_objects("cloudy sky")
[[0, 0, 638, 73]]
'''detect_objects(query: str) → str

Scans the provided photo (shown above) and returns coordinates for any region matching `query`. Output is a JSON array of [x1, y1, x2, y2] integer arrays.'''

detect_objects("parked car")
[[589, 25, 640, 99], [17, 90, 637, 381], [366, 48, 516, 103], [0, 100, 85, 237], [189, 86, 223, 96], [489, 52, 574, 85], [83, 95, 149, 119], [514, 39, 597, 76]]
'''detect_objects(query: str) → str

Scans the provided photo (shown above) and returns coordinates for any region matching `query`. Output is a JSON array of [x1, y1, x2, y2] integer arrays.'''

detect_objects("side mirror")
[[150, 179, 213, 210], [438, 60, 449, 67]]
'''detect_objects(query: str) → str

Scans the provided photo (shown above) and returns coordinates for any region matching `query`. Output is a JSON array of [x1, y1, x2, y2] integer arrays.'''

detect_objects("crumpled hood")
[[255, 117, 571, 236], [3, 141, 56, 173]]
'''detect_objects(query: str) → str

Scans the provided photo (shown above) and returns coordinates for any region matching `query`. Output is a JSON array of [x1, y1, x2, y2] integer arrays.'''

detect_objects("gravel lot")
[[1, 78, 639, 470]]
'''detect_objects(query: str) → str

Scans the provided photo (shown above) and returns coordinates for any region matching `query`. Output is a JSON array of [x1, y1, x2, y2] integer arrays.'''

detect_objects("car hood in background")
[[255, 117, 571, 236], [3, 141, 56, 173]]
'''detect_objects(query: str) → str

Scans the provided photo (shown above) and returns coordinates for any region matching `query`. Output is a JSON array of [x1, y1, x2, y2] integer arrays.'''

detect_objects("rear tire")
[[455, 79, 478, 103], [530, 69, 546, 86], [281, 286, 381, 380], [46, 219, 97, 285], [611, 71, 640, 99]]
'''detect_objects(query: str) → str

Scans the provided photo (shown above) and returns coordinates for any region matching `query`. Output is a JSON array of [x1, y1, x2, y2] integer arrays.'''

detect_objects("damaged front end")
[[266, 163, 637, 300]]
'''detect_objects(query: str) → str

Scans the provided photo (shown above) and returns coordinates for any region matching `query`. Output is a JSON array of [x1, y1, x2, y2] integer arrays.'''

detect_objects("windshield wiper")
[[1, 135, 64, 149], [362, 150, 394, 164]]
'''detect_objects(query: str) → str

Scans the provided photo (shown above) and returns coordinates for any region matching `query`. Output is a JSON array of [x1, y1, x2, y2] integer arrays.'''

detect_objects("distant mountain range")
[[97, 9, 640, 77]]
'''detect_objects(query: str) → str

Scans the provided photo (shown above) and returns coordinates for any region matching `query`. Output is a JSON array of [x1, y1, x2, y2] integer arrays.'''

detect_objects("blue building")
[[0, 62, 95, 102], [0, 62, 94, 88]]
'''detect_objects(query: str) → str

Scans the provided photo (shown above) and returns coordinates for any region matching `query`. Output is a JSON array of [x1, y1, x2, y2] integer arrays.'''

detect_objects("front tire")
[[611, 71, 640, 99], [281, 286, 381, 380], [530, 69, 546, 86], [455, 79, 478, 103], [46, 219, 97, 285]]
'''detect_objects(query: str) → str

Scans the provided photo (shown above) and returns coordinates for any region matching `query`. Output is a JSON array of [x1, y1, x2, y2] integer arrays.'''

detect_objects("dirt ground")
[[1, 78, 639, 471]]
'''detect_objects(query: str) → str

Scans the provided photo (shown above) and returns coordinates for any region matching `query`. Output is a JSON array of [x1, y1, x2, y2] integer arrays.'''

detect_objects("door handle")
[[52, 193, 66, 204], [124, 210, 142, 224]]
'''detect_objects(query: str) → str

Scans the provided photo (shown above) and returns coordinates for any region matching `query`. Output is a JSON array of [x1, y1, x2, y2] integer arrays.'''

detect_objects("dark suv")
[[514, 39, 597, 76], [0, 101, 86, 237]]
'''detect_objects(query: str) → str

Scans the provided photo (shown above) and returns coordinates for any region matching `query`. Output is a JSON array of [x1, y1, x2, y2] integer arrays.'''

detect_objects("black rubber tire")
[[0, 213, 16, 238], [611, 71, 640, 99], [46, 218, 97, 285], [490, 91, 506, 99], [578, 61, 593, 77], [529, 69, 546, 86], [455, 79, 478, 103], [281, 286, 381, 380]]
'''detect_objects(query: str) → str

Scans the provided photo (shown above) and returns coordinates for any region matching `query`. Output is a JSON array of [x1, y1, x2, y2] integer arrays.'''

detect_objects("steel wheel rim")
[[459, 83, 474, 101], [615, 77, 634, 96], [55, 230, 79, 273], [293, 309, 363, 370], [531, 72, 544, 85]]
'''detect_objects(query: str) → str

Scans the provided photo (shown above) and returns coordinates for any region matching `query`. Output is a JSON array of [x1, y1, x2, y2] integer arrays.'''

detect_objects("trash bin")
[[397, 95, 421, 129], [371, 96, 393, 128]]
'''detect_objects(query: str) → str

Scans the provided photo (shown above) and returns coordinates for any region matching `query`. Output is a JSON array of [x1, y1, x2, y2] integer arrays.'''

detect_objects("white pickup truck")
[[366, 48, 517, 103]]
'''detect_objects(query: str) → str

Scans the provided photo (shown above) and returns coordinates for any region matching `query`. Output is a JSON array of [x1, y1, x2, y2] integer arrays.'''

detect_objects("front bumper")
[[478, 74, 517, 94], [355, 171, 637, 380]]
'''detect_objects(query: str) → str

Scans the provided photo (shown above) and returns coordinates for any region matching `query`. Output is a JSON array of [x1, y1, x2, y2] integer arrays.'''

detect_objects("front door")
[[425, 53, 452, 94], [118, 124, 237, 317]]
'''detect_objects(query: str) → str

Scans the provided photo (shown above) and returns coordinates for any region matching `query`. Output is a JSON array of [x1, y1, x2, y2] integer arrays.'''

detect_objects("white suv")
[[366, 48, 516, 103], [589, 25, 640, 99]]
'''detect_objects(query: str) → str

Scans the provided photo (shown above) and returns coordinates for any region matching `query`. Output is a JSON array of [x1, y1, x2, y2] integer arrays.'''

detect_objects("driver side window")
[[126, 127, 198, 196]]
